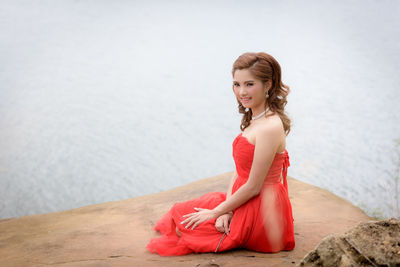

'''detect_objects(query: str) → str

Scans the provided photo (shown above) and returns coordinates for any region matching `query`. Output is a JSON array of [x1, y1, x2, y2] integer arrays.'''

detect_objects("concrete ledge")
[[0, 172, 376, 266]]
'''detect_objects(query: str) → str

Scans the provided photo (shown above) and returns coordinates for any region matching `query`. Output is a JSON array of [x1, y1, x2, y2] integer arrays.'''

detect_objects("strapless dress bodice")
[[232, 132, 290, 191]]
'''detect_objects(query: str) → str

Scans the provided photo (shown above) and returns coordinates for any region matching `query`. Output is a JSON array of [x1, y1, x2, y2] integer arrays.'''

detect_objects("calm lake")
[[1, 0, 399, 220]]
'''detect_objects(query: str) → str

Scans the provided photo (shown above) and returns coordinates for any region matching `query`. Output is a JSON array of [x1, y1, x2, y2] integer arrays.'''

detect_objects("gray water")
[[1, 0, 399, 220]]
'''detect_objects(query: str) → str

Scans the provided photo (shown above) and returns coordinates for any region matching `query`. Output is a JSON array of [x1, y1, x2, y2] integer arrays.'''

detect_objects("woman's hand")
[[215, 211, 233, 234], [181, 207, 218, 230]]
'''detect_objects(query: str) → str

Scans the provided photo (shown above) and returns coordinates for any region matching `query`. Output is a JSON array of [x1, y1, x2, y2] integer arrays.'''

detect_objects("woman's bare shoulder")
[[252, 115, 283, 146], [257, 114, 283, 135]]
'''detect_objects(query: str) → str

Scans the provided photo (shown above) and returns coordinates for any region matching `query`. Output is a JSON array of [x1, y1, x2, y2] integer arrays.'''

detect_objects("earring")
[[245, 107, 249, 112], [266, 93, 269, 98]]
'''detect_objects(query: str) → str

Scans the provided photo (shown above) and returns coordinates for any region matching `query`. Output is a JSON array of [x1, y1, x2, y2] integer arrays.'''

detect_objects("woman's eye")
[[247, 83, 253, 86]]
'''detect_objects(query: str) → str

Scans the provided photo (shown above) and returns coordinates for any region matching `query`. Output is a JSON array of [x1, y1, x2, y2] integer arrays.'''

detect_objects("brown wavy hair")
[[232, 52, 291, 136]]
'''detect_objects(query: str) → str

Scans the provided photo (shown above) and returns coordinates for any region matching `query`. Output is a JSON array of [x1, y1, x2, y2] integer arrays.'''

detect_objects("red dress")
[[146, 132, 295, 255]]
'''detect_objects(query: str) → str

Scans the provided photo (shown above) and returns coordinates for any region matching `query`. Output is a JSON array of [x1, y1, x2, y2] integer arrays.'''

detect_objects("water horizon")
[[1, 0, 399, 220]]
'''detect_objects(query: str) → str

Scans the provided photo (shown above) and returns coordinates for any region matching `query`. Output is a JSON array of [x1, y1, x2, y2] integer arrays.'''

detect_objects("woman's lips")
[[240, 97, 251, 103]]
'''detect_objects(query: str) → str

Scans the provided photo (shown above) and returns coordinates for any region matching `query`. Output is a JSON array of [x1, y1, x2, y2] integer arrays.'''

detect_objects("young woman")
[[146, 52, 295, 255]]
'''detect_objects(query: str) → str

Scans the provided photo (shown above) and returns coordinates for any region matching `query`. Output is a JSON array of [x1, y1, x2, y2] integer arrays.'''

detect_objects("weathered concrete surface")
[[0, 172, 376, 266]]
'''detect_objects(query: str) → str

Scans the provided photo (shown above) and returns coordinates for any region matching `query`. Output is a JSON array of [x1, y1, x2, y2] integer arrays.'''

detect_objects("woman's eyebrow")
[[233, 80, 255, 83]]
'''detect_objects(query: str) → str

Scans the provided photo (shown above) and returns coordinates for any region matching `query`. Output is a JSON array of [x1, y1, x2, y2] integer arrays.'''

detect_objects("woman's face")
[[232, 69, 268, 109]]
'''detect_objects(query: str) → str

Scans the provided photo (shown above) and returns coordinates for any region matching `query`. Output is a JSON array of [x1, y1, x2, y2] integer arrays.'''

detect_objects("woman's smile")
[[240, 97, 252, 103]]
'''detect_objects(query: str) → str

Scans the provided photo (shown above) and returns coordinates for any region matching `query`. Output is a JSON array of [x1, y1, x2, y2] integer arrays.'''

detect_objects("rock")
[[0, 172, 375, 267], [297, 218, 400, 267]]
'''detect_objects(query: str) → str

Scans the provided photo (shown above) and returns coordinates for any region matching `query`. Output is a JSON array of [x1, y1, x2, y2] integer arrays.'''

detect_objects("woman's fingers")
[[182, 207, 202, 218], [183, 214, 201, 229], [184, 215, 197, 228], [181, 214, 195, 225], [222, 217, 229, 234], [182, 212, 195, 218], [215, 218, 224, 233], [181, 208, 214, 230], [180, 216, 189, 224], [216, 226, 224, 233], [215, 215, 231, 234], [191, 220, 201, 230]]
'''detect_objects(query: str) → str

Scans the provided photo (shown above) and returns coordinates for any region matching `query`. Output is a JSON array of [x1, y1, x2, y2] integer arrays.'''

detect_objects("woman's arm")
[[214, 170, 237, 234], [181, 125, 281, 230], [213, 126, 281, 217], [226, 170, 238, 201]]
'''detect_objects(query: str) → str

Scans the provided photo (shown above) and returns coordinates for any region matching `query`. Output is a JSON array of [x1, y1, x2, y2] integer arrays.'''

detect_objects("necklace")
[[251, 107, 269, 120]]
